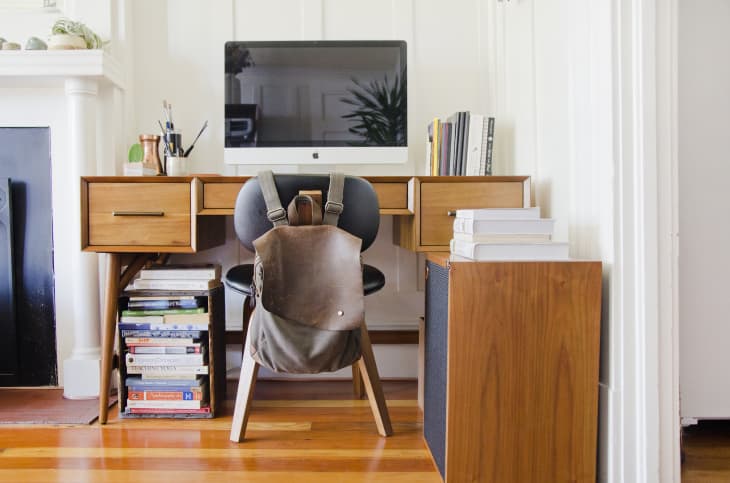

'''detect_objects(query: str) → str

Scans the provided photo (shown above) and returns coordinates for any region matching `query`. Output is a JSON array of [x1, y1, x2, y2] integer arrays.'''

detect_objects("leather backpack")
[[248, 171, 364, 373]]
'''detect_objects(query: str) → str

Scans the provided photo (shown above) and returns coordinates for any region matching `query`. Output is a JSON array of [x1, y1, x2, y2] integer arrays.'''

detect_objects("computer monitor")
[[224, 40, 407, 165]]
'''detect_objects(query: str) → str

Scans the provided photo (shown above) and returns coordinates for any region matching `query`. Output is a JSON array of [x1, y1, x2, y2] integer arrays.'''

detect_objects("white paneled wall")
[[125, 0, 499, 378]]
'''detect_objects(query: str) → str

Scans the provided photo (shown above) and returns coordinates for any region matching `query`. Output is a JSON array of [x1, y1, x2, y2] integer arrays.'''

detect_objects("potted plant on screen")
[[340, 69, 407, 146]]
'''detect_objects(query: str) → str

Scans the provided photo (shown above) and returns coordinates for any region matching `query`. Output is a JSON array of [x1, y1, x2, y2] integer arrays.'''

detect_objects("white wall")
[[678, 0, 730, 420], [125, 0, 502, 378]]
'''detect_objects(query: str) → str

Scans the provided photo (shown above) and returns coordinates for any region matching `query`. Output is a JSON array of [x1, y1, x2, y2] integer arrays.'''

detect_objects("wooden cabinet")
[[424, 255, 602, 482], [394, 176, 530, 251], [117, 286, 226, 418]]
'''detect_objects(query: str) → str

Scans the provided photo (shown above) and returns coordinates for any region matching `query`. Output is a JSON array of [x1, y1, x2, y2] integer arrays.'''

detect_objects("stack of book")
[[120, 295, 211, 416], [129, 264, 222, 291], [449, 207, 570, 260], [426, 112, 495, 176]]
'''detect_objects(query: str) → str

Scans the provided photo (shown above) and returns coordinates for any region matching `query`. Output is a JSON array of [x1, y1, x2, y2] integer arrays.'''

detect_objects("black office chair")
[[226, 173, 392, 442]]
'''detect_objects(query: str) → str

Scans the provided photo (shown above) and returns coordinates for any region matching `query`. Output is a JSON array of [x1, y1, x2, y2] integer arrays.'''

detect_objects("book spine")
[[440, 123, 451, 176], [133, 279, 217, 290], [138, 269, 219, 280], [128, 407, 211, 414], [128, 390, 204, 401], [459, 111, 470, 175], [126, 399, 203, 409], [120, 330, 204, 338], [125, 376, 202, 387], [125, 353, 206, 366], [122, 307, 205, 316], [479, 116, 489, 175], [431, 118, 440, 176], [127, 299, 201, 310], [128, 345, 201, 354], [123, 337, 197, 345], [119, 322, 209, 331], [449, 239, 475, 259], [486, 117, 495, 175], [127, 384, 204, 393], [126, 365, 209, 375]]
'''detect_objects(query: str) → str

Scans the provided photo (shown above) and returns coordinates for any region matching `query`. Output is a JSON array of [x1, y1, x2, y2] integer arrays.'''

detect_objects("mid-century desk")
[[80, 175, 531, 425], [81, 174, 603, 482]]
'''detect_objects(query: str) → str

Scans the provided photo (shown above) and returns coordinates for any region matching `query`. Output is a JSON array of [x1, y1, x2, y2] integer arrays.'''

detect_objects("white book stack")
[[128, 264, 222, 291], [450, 207, 569, 260]]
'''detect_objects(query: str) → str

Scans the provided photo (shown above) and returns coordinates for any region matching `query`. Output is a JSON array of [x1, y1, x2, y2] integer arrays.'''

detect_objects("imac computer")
[[224, 40, 407, 165]]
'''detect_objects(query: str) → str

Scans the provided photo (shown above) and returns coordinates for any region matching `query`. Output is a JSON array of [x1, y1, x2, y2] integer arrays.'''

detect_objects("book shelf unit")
[[116, 285, 225, 419]]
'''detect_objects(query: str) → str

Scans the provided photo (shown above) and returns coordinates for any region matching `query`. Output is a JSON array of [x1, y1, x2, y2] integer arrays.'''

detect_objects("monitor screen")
[[224, 40, 407, 165]]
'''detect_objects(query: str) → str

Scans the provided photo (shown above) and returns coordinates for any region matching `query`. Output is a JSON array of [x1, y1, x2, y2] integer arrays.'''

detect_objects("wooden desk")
[[80, 175, 531, 424]]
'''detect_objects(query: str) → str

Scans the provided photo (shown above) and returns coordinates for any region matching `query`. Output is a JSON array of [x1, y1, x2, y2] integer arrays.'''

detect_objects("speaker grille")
[[424, 260, 448, 478]]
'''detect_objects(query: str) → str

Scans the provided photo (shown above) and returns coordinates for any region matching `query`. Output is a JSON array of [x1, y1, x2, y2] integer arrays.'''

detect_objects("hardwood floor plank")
[[0, 381, 438, 482], [1, 447, 430, 458], [0, 457, 437, 473], [251, 399, 417, 408], [0, 470, 442, 483]]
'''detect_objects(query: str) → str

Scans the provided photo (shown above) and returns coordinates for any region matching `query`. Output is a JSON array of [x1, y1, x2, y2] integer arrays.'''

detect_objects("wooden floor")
[[0, 380, 440, 483], [682, 420, 730, 482]]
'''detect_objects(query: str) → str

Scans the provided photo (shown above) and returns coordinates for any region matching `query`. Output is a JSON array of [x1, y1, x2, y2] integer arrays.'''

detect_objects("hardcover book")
[[450, 239, 570, 261], [125, 352, 207, 367], [455, 207, 541, 220], [453, 218, 556, 235], [138, 264, 222, 280], [132, 278, 222, 291]]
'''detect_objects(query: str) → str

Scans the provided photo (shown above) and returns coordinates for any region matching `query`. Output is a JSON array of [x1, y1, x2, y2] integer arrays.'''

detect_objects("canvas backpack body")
[[248, 171, 364, 374]]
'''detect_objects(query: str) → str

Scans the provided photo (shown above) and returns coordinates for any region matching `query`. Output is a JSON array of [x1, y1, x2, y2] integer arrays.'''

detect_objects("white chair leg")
[[229, 333, 260, 443], [356, 324, 393, 437]]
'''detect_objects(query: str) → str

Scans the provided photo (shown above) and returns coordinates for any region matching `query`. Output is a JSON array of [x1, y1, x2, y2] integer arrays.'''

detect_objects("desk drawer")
[[420, 181, 525, 246], [87, 182, 191, 247], [371, 182, 408, 211]]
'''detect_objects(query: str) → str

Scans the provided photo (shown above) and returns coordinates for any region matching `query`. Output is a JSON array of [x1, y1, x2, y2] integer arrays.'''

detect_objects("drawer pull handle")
[[112, 211, 164, 217], [447, 210, 456, 217]]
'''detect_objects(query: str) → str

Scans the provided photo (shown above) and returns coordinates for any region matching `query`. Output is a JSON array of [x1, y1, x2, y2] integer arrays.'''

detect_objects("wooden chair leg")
[[356, 324, 393, 437], [229, 331, 260, 443], [240, 296, 253, 360], [352, 365, 365, 399]]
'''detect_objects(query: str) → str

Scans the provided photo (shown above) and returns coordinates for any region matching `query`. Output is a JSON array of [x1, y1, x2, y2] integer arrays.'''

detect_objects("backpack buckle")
[[267, 207, 287, 223], [325, 201, 343, 216]]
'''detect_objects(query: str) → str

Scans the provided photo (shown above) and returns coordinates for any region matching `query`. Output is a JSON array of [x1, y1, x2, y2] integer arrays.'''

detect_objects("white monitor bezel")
[[224, 146, 408, 165]]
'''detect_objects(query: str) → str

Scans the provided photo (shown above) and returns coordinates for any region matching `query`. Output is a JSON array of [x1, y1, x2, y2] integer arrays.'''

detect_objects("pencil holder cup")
[[166, 156, 188, 176]]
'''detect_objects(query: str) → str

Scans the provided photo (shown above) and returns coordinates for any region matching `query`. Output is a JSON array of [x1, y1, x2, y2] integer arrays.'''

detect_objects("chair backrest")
[[233, 173, 380, 253]]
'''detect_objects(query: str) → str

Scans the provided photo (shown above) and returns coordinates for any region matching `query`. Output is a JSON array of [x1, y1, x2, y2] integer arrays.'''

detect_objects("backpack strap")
[[323, 172, 345, 226], [258, 170, 288, 226]]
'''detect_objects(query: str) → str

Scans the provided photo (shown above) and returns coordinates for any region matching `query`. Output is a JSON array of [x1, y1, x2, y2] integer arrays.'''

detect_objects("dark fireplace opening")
[[0, 127, 57, 386]]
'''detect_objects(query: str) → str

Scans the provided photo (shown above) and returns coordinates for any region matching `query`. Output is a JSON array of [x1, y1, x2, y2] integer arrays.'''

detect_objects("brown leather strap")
[[287, 195, 322, 226]]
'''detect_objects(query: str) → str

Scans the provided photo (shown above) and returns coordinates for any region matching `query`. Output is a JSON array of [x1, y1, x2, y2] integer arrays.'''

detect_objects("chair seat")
[[225, 263, 385, 297]]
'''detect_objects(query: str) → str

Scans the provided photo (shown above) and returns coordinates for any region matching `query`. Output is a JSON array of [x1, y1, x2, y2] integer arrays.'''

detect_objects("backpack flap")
[[253, 224, 364, 332]]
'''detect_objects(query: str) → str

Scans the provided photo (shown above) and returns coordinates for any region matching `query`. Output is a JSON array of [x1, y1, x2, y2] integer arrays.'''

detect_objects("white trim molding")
[[610, 0, 679, 481]]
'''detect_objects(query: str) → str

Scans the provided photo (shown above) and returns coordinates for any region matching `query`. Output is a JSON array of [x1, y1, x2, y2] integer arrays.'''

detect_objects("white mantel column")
[[63, 77, 102, 399]]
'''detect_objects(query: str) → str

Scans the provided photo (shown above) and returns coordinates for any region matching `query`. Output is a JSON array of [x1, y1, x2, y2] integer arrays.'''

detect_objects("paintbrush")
[[183, 120, 208, 157], [157, 120, 172, 156]]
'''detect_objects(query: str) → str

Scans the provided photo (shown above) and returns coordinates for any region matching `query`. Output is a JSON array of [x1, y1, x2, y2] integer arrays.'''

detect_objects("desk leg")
[[99, 253, 121, 424]]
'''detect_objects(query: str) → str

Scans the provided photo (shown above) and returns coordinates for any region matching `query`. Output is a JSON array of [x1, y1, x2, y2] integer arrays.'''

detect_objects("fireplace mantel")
[[0, 50, 124, 89], [0, 49, 126, 397]]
